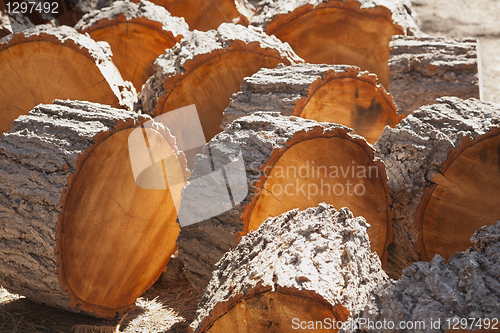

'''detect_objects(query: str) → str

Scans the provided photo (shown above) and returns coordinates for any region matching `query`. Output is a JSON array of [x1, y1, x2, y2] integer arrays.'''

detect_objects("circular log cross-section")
[[190, 205, 388, 333], [139, 23, 303, 144], [375, 97, 500, 277], [177, 113, 393, 289], [251, 0, 421, 88], [138, 0, 253, 31], [0, 25, 136, 137], [75, 0, 190, 92], [0, 100, 188, 317], [418, 129, 500, 261], [222, 64, 400, 143]]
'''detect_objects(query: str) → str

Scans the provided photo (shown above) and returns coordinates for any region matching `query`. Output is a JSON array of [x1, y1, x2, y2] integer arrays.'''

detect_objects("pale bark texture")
[[375, 97, 500, 278], [222, 63, 400, 144], [190, 204, 389, 333], [0, 11, 34, 37], [177, 112, 393, 289], [389, 36, 481, 115]]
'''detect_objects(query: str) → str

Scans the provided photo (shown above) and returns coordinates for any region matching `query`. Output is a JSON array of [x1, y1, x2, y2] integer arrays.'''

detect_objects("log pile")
[[0, 0, 496, 329]]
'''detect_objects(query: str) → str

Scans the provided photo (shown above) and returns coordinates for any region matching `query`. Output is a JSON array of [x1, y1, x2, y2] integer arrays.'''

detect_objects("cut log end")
[[139, 0, 253, 31], [0, 100, 186, 318], [251, 0, 422, 88], [375, 97, 500, 277], [177, 113, 393, 289], [139, 23, 302, 145], [189, 204, 387, 333], [0, 25, 137, 137], [75, 0, 190, 92]]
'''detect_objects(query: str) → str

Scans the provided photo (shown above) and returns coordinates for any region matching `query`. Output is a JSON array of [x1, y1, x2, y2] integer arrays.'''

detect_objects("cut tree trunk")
[[0, 11, 34, 38], [0, 100, 188, 318], [375, 97, 500, 278], [75, 0, 190, 92], [176, 112, 393, 289], [190, 204, 500, 332], [389, 36, 481, 115], [189, 204, 389, 333], [358, 221, 500, 333], [0, 25, 136, 137], [134, 0, 254, 31], [139, 23, 302, 144], [222, 63, 400, 144], [250, 0, 422, 88]]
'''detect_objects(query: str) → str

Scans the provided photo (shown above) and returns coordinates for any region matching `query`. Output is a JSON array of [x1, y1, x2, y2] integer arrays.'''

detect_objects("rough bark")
[[0, 11, 34, 37], [176, 112, 392, 289], [374, 97, 500, 278], [139, 23, 302, 142], [250, 0, 422, 87], [0, 100, 187, 318], [189, 204, 389, 333], [0, 24, 137, 136], [222, 63, 400, 144], [75, 0, 190, 92], [133, 0, 254, 31], [389, 36, 481, 115], [358, 221, 500, 333]]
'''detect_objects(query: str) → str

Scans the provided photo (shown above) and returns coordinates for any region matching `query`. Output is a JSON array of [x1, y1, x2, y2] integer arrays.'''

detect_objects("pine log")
[[75, 0, 189, 92], [389, 36, 481, 115], [176, 112, 393, 289], [375, 97, 500, 278], [189, 204, 389, 333], [134, 0, 254, 31], [139, 23, 302, 143], [222, 63, 400, 144], [358, 222, 500, 333], [0, 11, 34, 38], [0, 25, 137, 137], [250, 0, 422, 88], [0, 100, 188, 317]]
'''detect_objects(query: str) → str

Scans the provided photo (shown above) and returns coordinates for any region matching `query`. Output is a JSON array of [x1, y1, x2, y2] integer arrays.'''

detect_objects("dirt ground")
[[1, 1, 499, 332]]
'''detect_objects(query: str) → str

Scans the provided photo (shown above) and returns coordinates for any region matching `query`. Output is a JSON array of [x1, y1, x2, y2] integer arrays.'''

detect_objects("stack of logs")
[[1, 0, 498, 332]]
